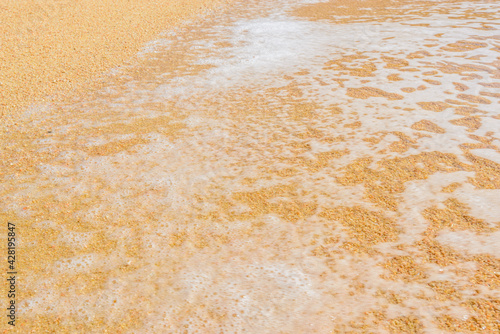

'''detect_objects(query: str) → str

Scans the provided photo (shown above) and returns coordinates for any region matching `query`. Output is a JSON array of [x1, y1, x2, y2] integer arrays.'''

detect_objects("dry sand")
[[0, 0, 230, 117]]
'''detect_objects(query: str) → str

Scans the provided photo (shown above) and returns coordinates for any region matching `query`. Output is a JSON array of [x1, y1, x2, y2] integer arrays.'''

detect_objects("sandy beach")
[[1, 0, 500, 333], [0, 0, 230, 118]]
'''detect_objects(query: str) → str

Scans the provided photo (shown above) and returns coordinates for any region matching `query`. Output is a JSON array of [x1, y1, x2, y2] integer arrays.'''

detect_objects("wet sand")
[[1, 0, 500, 333]]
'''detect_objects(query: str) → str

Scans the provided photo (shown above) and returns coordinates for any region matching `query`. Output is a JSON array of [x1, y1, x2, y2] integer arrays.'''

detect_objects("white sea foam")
[[5, 0, 500, 332]]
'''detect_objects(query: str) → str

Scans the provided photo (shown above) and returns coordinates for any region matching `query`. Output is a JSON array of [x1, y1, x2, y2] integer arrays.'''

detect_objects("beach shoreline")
[[0, 0, 232, 118], [1, 0, 499, 332]]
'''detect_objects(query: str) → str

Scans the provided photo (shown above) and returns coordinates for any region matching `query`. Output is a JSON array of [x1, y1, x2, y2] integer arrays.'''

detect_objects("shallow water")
[[1, 0, 500, 332]]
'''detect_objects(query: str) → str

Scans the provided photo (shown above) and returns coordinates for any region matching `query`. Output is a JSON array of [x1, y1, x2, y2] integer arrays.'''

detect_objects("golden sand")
[[1, 0, 500, 332], [0, 0, 230, 116]]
